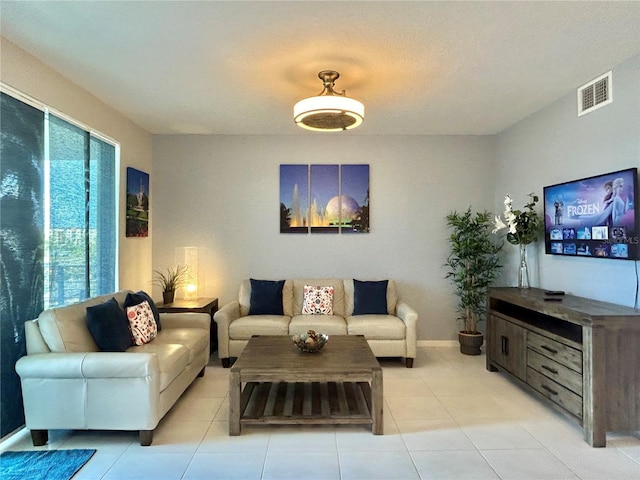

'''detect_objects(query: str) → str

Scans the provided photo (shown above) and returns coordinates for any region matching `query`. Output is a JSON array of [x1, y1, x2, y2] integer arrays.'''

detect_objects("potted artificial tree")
[[153, 265, 188, 304], [445, 208, 502, 355]]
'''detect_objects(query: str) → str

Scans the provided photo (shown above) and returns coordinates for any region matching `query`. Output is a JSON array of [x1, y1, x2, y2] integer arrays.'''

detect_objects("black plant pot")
[[162, 290, 175, 304], [458, 331, 483, 355]]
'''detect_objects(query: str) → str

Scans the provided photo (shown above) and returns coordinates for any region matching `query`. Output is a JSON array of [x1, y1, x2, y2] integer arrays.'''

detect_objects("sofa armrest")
[[396, 301, 418, 359], [160, 312, 210, 331], [213, 301, 240, 359], [16, 352, 162, 433], [24, 319, 51, 355], [16, 352, 159, 379]]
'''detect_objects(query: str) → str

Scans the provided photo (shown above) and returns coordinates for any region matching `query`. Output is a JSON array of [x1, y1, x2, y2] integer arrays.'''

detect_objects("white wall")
[[495, 54, 640, 307], [152, 134, 496, 340], [0, 37, 154, 291]]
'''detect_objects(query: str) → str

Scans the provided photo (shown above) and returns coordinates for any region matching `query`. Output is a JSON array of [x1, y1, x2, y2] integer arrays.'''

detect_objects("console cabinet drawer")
[[527, 331, 582, 373], [527, 367, 582, 419], [527, 349, 582, 396]]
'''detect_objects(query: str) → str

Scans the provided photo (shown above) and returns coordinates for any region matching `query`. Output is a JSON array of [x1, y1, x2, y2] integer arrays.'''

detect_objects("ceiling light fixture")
[[294, 70, 364, 132]]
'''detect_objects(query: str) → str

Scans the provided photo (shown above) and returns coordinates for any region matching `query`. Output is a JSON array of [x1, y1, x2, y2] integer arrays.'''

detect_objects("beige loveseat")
[[15, 290, 210, 446], [214, 278, 418, 368]]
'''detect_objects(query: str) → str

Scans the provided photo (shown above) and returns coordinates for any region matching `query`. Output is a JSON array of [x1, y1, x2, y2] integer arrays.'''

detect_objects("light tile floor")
[[2, 346, 640, 479]]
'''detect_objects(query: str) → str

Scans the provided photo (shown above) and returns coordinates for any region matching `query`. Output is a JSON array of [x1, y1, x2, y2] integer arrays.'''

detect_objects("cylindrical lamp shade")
[[175, 246, 198, 299], [294, 95, 364, 132]]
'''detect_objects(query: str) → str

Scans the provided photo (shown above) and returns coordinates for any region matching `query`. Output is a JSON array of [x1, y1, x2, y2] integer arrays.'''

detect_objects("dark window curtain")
[[0, 92, 44, 438]]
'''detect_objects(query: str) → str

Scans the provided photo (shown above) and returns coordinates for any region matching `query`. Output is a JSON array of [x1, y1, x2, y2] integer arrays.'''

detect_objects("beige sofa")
[[15, 290, 210, 446], [214, 278, 418, 368]]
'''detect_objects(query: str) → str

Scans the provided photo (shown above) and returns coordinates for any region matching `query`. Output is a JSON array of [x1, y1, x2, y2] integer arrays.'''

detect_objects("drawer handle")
[[501, 336, 509, 356], [541, 364, 559, 375], [540, 345, 558, 355], [541, 384, 558, 396]]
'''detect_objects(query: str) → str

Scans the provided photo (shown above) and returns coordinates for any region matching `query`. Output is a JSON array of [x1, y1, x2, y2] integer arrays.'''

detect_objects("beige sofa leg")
[[405, 358, 414, 368], [139, 429, 154, 446], [31, 429, 48, 446]]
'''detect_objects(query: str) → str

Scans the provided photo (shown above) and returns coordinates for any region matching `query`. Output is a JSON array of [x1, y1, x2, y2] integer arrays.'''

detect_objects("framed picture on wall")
[[279, 164, 370, 234], [126, 167, 149, 237]]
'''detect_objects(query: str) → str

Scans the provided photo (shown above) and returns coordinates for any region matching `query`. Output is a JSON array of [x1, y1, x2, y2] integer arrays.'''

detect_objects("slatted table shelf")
[[240, 381, 374, 426]]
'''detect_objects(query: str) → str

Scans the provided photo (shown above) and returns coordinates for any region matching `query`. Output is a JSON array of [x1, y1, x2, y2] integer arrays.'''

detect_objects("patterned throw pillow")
[[126, 300, 158, 346], [302, 285, 334, 315], [125, 291, 162, 330]]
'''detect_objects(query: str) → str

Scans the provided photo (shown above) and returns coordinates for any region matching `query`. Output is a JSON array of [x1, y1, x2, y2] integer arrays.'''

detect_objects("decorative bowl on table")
[[293, 330, 329, 353]]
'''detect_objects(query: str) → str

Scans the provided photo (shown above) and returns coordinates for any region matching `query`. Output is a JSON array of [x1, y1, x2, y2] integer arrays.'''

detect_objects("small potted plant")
[[445, 208, 503, 355], [153, 265, 188, 304]]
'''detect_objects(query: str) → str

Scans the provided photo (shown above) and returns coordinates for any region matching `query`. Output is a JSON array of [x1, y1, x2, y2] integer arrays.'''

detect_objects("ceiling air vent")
[[578, 71, 612, 116]]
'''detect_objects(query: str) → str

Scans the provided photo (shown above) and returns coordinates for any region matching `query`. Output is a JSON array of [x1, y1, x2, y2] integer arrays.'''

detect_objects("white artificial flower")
[[492, 216, 507, 234], [494, 195, 518, 236]]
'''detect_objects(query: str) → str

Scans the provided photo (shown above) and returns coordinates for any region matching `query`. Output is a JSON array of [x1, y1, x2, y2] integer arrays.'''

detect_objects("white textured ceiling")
[[2, 1, 640, 135]]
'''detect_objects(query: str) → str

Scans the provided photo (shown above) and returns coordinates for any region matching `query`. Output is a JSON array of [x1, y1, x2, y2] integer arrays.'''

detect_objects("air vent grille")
[[578, 71, 612, 116]]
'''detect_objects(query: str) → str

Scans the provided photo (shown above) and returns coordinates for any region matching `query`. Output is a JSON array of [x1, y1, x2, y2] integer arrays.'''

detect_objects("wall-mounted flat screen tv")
[[543, 168, 638, 260]]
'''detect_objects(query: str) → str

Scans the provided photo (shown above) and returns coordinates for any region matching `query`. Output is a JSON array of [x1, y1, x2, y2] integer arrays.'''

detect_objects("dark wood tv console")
[[486, 287, 640, 447]]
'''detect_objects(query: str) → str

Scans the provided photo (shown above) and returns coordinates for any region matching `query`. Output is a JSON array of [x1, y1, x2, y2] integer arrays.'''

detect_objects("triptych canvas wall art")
[[280, 164, 370, 234]]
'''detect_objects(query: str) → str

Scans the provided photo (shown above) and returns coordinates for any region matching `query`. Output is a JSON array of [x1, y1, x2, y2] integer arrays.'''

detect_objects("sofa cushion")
[[249, 279, 285, 315], [126, 301, 158, 346], [126, 342, 190, 391], [229, 315, 291, 340], [86, 298, 133, 352], [346, 315, 406, 340], [352, 279, 388, 315], [239, 279, 293, 317], [344, 279, 397, 316], [125, 291, 162, 330], [302, 285, 334, 315], [154, 327, 209, 364], [289, 315, 347, 336], [293, 279, 345, 317]]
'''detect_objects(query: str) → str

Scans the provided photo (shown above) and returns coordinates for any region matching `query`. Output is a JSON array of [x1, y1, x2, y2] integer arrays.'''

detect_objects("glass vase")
[[518, 243, 530, 289]]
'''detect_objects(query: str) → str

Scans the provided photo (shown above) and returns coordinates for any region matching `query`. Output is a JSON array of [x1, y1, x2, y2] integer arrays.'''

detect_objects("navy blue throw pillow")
[[86, 298, 133, 351], [249, 279, 285, 315], [125, 291, 161, 331], [353, 279, 389, 315]]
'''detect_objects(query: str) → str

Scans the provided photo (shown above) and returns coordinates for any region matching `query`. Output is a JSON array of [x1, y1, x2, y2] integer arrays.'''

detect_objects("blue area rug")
[[0, 449, 96, 480]]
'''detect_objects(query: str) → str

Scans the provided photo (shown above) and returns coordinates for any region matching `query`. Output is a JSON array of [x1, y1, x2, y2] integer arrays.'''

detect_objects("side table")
[[157, 297, 219, 353]]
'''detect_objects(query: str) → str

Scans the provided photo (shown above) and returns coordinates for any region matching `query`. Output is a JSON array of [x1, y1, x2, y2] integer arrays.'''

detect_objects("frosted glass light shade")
[[294, 95, 364, 132], [175, 246, 198, 299]]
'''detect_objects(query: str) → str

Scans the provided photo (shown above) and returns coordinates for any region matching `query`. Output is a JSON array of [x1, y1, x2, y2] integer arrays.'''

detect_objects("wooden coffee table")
[[229, 335, 383, 435]]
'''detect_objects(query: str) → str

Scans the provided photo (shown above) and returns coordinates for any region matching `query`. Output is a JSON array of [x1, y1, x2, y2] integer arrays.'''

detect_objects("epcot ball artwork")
[[325, 195, 360, 225]]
